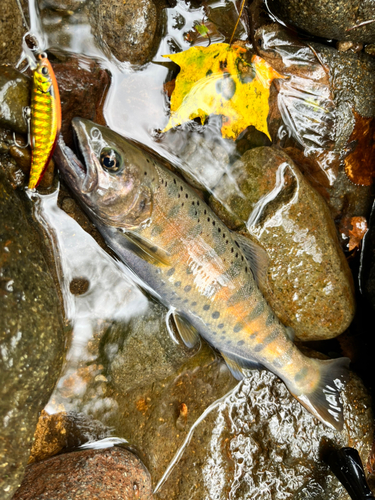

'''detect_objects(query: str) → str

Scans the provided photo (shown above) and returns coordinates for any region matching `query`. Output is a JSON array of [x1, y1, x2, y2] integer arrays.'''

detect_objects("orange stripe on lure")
[[28, 52, 61, 190]]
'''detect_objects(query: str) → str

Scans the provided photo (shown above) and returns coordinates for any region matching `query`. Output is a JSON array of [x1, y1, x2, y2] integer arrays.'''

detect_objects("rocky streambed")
[[1, 0, 375, 499]]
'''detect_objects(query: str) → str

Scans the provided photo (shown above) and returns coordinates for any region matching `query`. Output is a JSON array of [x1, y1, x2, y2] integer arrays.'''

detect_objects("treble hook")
[[12, 107, 31, 149]]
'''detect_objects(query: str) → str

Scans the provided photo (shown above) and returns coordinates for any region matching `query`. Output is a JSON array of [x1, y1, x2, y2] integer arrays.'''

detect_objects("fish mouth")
[[55, 118, 99, 194]]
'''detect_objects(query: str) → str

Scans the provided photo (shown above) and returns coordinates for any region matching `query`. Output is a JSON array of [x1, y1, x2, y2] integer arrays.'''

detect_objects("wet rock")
[[361, 199, 375, 312], [268, 0, 375, 44], [0, 172, 65, 499], [155, 366, 372, 500], [210, 146, 355, 341], [13, 447, 154, 499], [29, 410, 111, 463], [87, 0, 158, 65], [0, 67, 31, 134], [108, 300, 200, 393], [255, 24, 375, 232], [39, 0, 88, 11], [0, 0, 28, 65], [51, 52, 110, 148]]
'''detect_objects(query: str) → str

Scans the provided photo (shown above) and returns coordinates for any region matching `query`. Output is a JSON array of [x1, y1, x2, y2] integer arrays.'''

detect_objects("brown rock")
[[13, 447, 154, 499], [51, 52, 110, 148], [210, 147, 355, 341], [0, 0, 28, 65], [87, 0, 158, 65]]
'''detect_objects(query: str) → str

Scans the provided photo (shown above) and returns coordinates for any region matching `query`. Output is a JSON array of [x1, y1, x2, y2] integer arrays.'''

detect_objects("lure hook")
[[12, 107, 31, 149]]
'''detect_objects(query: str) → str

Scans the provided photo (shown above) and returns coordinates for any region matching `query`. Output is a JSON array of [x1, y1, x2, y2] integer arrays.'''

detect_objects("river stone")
[[0, 67, 31, 134], [0, 0, 28, 65], [268, 0, 375, 44], [12, 447, 154, 499], [210, 146, 355, 341], [255, 23, 375, 238], [87, 0, 158, 65], [154, 366, 372, 500], [0, 172, 65, 499]]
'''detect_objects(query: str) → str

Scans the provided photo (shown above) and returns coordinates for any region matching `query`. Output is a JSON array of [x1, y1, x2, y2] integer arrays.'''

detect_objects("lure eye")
[[41, 66, 48, 75], [100, 148, 122, 173]]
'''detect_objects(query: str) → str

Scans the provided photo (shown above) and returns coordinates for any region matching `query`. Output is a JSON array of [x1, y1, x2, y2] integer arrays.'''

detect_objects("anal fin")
[[222, 352, 265, 381]]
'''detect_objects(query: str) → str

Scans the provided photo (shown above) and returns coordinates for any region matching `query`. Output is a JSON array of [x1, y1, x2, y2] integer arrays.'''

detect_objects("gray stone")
[[268, 0, 375, 44], [0, 66, 31, 134], [87, 0, 158, 65], [210, 147, 355, 341], [0, 171, 65, 499]]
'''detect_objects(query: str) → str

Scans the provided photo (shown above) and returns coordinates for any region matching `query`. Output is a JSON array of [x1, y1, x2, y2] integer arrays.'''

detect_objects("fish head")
[[34, 53, 54, 93], [59, 118, 154, 230]]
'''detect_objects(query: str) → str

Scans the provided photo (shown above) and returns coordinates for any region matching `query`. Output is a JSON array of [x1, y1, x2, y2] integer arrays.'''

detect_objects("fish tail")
[[289, 357, 350, 431]]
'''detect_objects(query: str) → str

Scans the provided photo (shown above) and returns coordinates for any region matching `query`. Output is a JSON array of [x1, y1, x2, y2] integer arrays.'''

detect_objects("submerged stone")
[[87, 0, 158, 65], [210, 146, 355, 341], [0, 172, 65, 499], [0, 0, 28, 65], [13, 447, 154, 499], [268, 0, 375, 44]]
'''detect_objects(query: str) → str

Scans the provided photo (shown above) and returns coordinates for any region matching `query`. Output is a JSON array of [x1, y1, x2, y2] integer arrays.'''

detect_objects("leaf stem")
[[230, 0, 247, 45]]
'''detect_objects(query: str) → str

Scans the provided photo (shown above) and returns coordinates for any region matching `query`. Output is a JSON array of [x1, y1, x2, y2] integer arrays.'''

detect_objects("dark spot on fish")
[[212, 221, 215, 226], [191, 301, 197, 307], [144, 171, 147, 175], [218, 228, 221, 233], [168, 205, 180, 218], [165, 181, 167, 187], [185, 193, 188, 198], [241, 256, 244, 261], [234, 323, 243, 333], [203, 304, 210, 311], [235, 241, 240, 248], [212, 311, 220, 319], [175, 281, 181, 287], [253, 328, 279, 352], [174, 179, 176, 184], [218, 323, 224, 329], [226, 240, 229, 244], [295, 367, 309, 383], [207, 217, 210, 222], [204, 209, 207, 214], [183, 299, 188, 303], [220, 336, 225, 340], [180, 186, 183, 191], [206, 69, 213, 77], [226, 340, 232, 344], [175, 297, 182, 300], [247, 301, 264, 321], [147, 159, 150, 163], [178, 194, 180, 198], [273, 345, 294, 369], [250, 332, 258, 339], [231, 248, 234, 253], [266, 312, 274, 327], [235, 253, 238, 258], [182, 203, 184, 207], [245, 267, 248, 273], [192, 201, 195, 205], [151, 225, 163, 237], [223, 233, 225, 238], [197, 201, 200, 206], [150, 246, 158, 253], [198, 219, 200, 223], [212, 331, 217, 335], [184, 285, 191, 292], [167, 268, 175, 276], [237, 340, 245, 346], [186, 268, 193, 274]]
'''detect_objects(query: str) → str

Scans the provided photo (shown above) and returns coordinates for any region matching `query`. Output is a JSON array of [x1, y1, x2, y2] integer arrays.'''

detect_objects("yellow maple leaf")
[[163, 43, 284, 140]]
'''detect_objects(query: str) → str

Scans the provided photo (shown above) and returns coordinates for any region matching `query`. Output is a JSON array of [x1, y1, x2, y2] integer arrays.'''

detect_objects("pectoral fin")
[[167, 310, 200, 348], [123, 231, 172, 267], [233, 232, 269, 291], [221, 352, 265, 380]]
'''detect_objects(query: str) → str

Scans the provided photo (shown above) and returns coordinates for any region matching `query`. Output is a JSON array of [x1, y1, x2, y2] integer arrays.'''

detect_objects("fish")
[[29, 52, 61, 190], [56, 117, 350, 430]]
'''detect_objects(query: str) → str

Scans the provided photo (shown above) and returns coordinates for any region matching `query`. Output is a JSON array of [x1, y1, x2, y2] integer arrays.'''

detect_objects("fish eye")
[[100, 148, 122, 172], [41, 66, 48, 75]]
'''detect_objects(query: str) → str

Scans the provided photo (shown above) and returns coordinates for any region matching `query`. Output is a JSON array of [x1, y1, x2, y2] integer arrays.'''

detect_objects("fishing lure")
[[28, 52, 61, 189]]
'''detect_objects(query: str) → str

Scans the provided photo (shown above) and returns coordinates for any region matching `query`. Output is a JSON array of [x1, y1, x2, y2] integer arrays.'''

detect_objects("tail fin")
[[291, 357, 350, 431]]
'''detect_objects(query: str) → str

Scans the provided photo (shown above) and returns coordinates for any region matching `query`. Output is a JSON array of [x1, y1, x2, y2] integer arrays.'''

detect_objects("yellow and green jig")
[[28, 52, 61, 189]]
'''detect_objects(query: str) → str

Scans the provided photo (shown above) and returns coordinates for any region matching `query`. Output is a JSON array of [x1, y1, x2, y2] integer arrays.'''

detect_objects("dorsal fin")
[[122, 231, 172, 267], [233, 232, 269, 290]]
